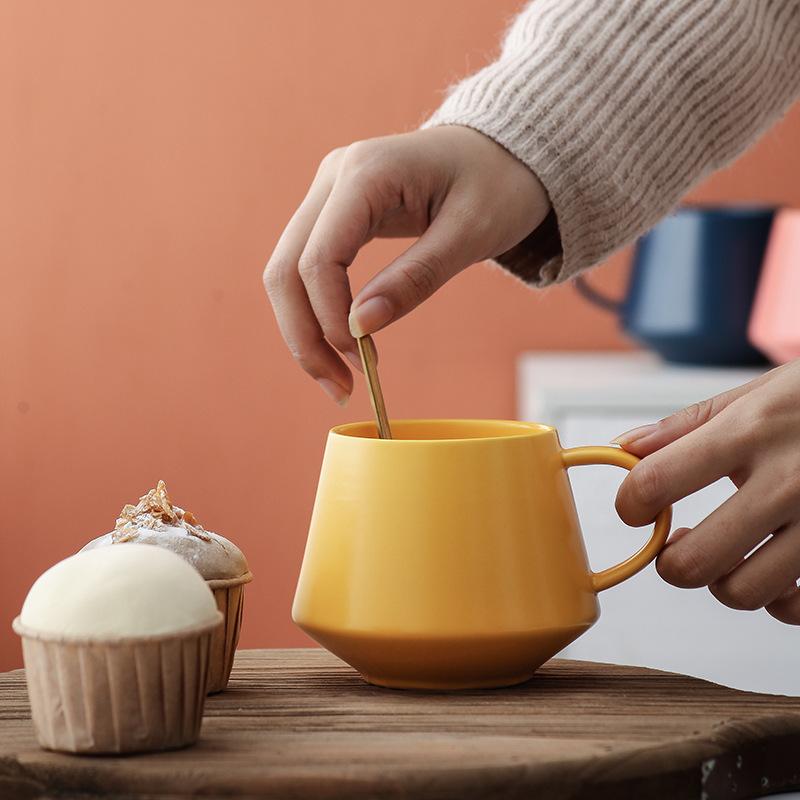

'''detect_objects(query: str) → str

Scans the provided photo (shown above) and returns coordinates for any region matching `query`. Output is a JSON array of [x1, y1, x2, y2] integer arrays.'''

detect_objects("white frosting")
[[81, 526, 249, 582], [20, 544, 220, 638]]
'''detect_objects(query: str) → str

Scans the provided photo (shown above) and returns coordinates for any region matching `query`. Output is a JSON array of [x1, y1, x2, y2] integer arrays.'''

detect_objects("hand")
[[614, 360, 800, 623], [263, 126, 549, 404]]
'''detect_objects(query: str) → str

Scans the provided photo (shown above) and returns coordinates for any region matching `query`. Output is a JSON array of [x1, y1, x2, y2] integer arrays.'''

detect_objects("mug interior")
[[331, 419, 552, 442]]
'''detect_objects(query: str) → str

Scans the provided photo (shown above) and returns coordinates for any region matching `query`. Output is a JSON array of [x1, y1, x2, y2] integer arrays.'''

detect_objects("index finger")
[[297, 173, 375, 359], [615, 409, 743, 526]]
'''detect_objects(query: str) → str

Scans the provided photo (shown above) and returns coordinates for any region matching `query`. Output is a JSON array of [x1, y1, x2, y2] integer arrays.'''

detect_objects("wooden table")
[[2, 648, 800, 799]]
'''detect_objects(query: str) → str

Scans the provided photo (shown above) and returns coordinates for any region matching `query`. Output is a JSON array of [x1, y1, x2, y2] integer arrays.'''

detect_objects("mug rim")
[[330, 419, 554, 443], [675, 202, 777, 218], [773, 207, 800, 222]]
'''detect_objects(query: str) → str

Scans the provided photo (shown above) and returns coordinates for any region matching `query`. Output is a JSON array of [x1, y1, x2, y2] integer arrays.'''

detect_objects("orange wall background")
[[2, 1, 799, 670]]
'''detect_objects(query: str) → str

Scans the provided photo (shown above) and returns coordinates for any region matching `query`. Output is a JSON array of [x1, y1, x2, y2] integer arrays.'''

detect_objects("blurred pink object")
[[749, 208, 800, 364]]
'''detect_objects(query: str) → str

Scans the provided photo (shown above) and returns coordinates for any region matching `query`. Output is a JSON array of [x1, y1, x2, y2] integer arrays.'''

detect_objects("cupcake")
[[13, 544, 222, 754], [81, 481, 252, 693]]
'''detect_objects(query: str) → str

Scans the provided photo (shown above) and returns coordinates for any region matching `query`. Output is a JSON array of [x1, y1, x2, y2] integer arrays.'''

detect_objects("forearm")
[[425, 0, 800, 286]]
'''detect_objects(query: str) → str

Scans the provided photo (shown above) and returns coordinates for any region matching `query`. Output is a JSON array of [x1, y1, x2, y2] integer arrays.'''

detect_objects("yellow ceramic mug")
[[293, 420, 671, 690]]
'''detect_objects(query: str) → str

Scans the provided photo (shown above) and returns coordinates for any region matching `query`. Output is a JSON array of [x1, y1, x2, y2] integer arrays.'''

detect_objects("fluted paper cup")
[[206, 572, 252, 693], [13, 615, 221, 754]]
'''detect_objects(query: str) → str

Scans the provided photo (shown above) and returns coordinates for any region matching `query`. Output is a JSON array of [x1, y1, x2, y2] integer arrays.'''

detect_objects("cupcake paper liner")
[[206, 571, 252, 693], [13, 616, 220, 754]]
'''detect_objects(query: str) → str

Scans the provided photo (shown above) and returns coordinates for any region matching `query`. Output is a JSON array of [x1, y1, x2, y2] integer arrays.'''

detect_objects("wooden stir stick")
[[357, 335, 392, 439]]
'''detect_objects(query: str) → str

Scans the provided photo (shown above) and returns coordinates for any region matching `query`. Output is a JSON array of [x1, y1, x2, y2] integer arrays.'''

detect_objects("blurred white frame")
[[518, 352, 798, 697]]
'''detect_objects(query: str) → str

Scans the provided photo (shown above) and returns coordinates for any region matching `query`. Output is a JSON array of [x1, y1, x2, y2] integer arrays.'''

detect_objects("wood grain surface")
[[1, 648, 800, 799]]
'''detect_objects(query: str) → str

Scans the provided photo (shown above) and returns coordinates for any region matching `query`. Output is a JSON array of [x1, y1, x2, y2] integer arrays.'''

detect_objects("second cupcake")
[[82, 481, 252, 693]]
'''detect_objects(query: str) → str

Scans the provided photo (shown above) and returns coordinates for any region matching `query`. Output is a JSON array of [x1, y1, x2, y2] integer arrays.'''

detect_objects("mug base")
[[360, 671, 535, 691], [297, 622, 591, 691]]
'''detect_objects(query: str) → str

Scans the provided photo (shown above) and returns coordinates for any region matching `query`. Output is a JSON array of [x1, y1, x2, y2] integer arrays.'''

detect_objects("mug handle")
[[561, 446, 672, 592]]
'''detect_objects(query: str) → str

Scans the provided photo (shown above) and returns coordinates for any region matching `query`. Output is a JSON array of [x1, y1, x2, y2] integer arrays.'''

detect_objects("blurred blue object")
[[576, 206, 775, 366]]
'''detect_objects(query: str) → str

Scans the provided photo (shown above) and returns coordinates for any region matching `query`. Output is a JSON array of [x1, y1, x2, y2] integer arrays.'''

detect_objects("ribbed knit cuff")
[[423, 97, 576, 287], [423, 0, 800, 287]]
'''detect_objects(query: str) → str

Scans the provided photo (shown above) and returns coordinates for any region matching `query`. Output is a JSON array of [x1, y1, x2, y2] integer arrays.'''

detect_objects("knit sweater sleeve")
[[423, 0, 800, 286]]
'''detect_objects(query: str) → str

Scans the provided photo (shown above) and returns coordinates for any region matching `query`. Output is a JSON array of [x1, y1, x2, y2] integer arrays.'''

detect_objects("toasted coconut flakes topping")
[[113, 480, 212, 543]]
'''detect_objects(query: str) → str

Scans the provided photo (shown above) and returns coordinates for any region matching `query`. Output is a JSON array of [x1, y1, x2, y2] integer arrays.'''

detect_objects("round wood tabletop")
[[2, 648, 800, 799]]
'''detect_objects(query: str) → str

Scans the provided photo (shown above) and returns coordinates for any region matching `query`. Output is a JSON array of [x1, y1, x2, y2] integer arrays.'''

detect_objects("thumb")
[[348, 204, 484, 338], [613, 378, 765, 457]]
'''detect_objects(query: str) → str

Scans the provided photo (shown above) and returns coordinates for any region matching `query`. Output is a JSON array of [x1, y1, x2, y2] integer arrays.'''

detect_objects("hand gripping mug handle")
[[561, 446, 672, 592]]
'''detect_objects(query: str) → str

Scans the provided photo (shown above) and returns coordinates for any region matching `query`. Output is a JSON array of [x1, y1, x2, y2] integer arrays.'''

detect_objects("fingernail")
[[345, 350, 363, 371], [349, 296, 393, 338], [317, 378, 349, 406], [612, 423, 658, 446]]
